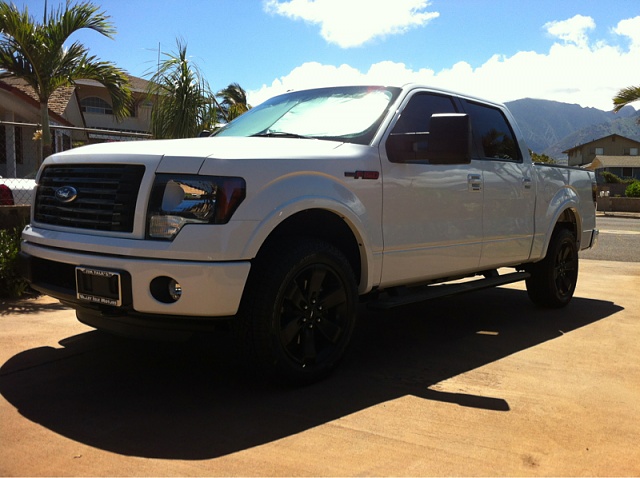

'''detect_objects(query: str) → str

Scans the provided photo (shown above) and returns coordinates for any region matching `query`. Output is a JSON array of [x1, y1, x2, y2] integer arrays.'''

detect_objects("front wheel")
[[525, 228, 579, 308], [237, 238, 358, 383]]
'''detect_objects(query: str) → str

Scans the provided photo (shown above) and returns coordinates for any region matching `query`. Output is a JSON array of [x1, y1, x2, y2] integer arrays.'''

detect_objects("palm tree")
[[146, 39, 219, 139], [0, 1, 132, 163], [613, 85, 640, 113], [217, 82, 251, 121]]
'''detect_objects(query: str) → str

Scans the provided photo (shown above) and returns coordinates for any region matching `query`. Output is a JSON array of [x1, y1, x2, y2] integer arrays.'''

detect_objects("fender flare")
[[238, 175, 382, 293], [537, 186, 583, 259]]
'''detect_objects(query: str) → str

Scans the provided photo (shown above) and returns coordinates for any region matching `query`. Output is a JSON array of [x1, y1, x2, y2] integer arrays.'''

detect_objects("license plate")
[[76, 267, 122, 307]]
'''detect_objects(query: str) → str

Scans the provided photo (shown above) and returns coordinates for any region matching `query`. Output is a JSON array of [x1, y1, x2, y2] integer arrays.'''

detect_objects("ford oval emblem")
[[55, 186, 78, 203]]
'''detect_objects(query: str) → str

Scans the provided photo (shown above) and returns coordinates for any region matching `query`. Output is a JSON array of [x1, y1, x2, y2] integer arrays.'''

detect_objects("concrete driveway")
[[1, 259, 639, 476]]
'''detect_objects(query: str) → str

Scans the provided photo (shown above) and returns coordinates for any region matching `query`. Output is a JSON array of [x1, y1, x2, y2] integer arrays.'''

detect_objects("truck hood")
[[48, 136, 349, 162]]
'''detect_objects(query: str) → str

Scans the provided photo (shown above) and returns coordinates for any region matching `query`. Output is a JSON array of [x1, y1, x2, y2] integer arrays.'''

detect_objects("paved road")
[[1, 258, 639, 476], [581, 215, 640, 262]]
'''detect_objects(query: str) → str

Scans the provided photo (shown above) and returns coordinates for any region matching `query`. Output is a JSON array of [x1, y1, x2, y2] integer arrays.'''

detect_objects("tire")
[[237, 237, 358, 383], [525, 228, 579, 308]]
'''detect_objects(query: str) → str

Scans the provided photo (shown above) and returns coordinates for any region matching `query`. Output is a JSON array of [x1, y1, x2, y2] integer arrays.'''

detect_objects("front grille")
[[34, 164, 146, 232]]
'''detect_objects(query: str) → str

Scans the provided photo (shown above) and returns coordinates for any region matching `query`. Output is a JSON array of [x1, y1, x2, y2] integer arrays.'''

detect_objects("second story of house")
[[75, 76, 152, 138], [563, 134, 640, 167]]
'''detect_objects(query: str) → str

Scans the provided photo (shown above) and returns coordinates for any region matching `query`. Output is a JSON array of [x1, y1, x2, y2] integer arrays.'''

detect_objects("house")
[[0, 75, 152, 177], [563, 134, 640, 182], [74, 76, 153, 142], [0, 77, 76, 177]]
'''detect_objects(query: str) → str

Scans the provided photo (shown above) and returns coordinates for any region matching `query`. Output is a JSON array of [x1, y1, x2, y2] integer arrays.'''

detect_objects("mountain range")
[[504, 98, 640, 161]]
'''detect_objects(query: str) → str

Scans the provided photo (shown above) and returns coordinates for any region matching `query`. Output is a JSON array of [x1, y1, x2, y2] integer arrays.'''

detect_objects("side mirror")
[[386, 113, 471, 164], [426, 113, 471, 164]]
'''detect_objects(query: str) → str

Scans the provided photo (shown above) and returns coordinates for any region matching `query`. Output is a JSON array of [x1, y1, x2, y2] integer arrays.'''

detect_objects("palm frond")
[[146, 39, 214, 138], [46, 1, 115, 44], [216, 82, 251, 121], [613, 85, 640, 112]]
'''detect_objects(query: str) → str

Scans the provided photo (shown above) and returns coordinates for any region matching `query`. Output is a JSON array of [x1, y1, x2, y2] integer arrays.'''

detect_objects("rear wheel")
[[237, 238, 357, 383], [525, 228, 578, 308]]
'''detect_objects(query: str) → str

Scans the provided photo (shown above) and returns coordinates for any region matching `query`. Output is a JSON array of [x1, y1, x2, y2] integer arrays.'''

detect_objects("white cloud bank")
[[250, 13, 640, 111], [264, 0, 439, 48]]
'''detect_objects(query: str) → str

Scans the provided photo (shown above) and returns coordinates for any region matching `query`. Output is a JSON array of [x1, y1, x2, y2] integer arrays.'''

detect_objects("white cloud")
[[614, 16, 640, 50], [249, 15, 640, 111], [263, 0, 439, 48], [544, 14, 595, 48]]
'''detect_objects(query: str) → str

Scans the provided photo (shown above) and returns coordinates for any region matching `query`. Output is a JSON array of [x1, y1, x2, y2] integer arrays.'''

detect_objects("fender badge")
[[344, 170, 380, 180]]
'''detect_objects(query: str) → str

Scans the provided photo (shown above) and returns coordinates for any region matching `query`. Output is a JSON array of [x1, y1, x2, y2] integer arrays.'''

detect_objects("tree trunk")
[[40, 101, 52, 166]]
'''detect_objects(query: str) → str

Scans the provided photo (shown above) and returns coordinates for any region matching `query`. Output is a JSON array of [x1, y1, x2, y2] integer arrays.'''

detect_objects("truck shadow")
[[0, 287, 621, 460]]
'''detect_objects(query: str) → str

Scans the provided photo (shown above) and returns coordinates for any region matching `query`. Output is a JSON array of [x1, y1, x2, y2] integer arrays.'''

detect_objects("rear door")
[[461, 99, 535, 268]]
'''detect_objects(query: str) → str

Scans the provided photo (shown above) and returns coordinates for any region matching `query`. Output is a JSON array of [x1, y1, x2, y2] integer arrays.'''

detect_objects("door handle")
[[468, 174, 482, 192], [522, 177, 532, 189]]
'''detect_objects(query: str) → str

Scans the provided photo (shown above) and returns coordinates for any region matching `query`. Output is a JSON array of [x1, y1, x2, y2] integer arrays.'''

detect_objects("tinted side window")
[[464, 101, 521, 161], [392, 93, 457, 134], [386, 93, 458, 163]]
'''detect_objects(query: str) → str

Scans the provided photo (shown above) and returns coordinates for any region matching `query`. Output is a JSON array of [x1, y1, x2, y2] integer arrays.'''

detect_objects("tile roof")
[[0, 76, 75, 117], [74, 74, 151, 93], [584, 155, 640, 170]]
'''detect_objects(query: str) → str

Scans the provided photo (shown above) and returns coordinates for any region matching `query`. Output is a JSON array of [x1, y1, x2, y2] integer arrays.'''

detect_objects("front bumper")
[[19, 242, 251, 319]]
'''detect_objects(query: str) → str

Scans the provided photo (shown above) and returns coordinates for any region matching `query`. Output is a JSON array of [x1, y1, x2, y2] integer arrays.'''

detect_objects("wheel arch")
[[250, 208, 371, 293], [538, 207, 581, 260]]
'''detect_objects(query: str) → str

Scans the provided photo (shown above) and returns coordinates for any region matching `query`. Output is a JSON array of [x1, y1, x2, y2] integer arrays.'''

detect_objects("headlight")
[[147, 174, 246, 240]]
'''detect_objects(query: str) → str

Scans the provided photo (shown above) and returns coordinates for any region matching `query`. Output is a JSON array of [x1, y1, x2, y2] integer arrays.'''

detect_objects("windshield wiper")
[[252, 131, 315, 139]]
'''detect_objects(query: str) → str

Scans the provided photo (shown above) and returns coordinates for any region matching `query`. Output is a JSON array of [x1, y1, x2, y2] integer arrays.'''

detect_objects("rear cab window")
[[462, 100, 522, 162]]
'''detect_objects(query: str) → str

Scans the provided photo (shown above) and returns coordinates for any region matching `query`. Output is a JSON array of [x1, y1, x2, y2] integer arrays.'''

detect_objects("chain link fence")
[[1, 121, 151, 206], [0, 178, 35, 206]]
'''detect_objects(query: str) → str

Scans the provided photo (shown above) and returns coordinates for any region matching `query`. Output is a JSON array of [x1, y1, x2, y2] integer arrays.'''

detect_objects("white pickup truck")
[[19, 84, 598, 382]]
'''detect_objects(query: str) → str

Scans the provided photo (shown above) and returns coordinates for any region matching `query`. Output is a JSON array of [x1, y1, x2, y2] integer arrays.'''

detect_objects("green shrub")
[[601, 171, 622, 183], [626, 181, 640, 198], [0, 227, 29, 298]]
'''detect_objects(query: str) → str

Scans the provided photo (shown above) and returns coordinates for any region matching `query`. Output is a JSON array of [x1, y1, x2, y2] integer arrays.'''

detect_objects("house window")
[[15, 126, 23, 164], [0, 127, 5, 164], [62, 134, 71, 151], [80, 97, 113, 115], [0, 127, 22, 164], [622, 167, 633, 178], [595, 147, 604, 155], [630, 148, 639, 156]]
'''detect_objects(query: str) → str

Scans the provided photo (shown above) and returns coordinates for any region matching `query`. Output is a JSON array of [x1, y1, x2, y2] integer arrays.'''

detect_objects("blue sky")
[[19, 0, 640, 110]]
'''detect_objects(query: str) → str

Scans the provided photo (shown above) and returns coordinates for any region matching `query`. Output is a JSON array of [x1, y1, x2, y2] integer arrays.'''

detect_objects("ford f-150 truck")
[[19, 84, 598, 382]]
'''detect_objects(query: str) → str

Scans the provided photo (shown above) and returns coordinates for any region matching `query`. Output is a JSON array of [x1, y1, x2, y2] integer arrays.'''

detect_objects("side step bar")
[[368, 271, 531, 310]]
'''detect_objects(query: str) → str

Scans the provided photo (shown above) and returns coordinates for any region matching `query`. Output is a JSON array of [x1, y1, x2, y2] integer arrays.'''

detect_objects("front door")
[[379, 91, 484, 287]]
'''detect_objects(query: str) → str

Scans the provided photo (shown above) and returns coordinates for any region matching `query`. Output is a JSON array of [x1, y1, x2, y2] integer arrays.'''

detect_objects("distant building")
[[563, 134, 640, 181], [0, 75, 152, 177]]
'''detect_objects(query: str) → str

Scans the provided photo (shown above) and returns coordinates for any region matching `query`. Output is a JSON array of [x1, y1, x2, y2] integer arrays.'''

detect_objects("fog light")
[[150, 276, 182, 304], [169, 279, 182, 301]]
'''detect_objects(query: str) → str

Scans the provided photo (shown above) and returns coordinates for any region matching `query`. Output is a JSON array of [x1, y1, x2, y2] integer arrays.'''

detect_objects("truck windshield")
[[212, 86, 401, 145]]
